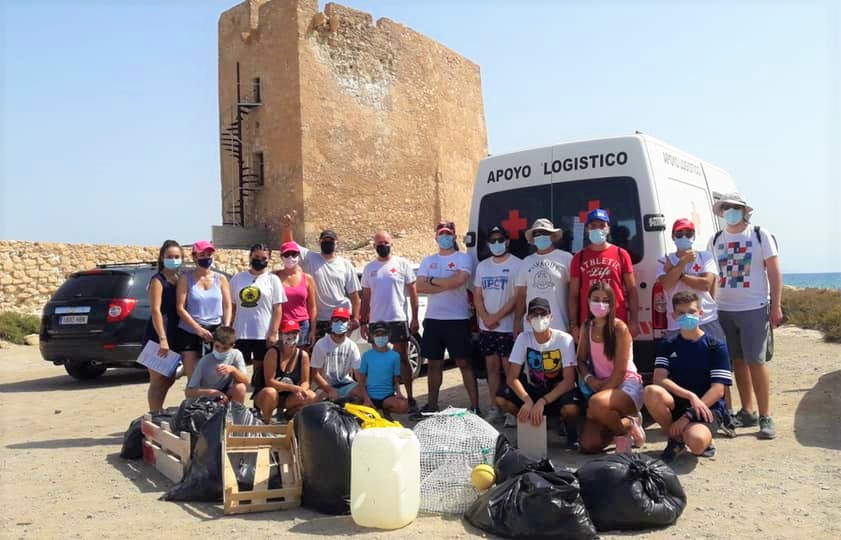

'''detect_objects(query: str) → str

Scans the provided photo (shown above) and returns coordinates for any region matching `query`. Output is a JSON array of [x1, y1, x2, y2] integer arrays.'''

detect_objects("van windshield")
[[476, 176, 643, 264]]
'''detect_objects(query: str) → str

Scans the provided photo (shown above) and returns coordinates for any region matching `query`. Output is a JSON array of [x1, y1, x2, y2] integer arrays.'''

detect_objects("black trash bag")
[[294, 401, 361, 515], [163, 402, 266, 502], [576, 453, 686, 531], [465, 469, 597, 539], [493, 434, 557, 483], [171, 397, 225, 451], [119, 407, 179, 459]]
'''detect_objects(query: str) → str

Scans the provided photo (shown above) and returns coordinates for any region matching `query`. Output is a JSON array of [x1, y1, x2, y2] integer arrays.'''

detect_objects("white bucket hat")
[[524, 218, 562, 244], [713, 192, 754, 217]]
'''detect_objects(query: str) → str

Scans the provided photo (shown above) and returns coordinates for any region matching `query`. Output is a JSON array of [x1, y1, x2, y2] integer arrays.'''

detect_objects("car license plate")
[[60, 315, 88, 325]]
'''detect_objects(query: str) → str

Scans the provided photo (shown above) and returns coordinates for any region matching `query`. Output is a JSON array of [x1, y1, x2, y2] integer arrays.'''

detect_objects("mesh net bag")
[[413, 408, 500, 514]]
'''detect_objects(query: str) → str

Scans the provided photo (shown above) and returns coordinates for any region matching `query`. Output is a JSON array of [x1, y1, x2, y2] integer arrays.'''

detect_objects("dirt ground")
[[1, 326, 839, 539]]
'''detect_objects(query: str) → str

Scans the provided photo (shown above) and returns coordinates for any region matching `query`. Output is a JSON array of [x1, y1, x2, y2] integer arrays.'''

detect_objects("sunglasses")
[[488, 238, 505, 244], [719, 204, 743, 211], [674, 231, 694, 239]]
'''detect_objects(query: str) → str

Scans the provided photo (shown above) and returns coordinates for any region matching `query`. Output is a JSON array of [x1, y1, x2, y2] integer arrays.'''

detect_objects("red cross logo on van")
[[579, 200, 610, 223], [502, 209, 528, 239]]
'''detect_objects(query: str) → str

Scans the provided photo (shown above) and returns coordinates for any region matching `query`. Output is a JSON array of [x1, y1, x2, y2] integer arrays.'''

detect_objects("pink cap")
[[191, 240, 216, 254], [280, 241, 300, 255]]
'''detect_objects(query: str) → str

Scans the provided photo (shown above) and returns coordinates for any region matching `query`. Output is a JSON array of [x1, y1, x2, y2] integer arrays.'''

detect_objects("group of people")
[[142, 191, 782, 462]]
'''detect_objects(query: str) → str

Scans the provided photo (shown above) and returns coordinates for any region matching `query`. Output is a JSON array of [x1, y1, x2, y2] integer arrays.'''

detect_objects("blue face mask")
[[675, 237, 694, 251], [212, 349, 230, 361], [163, 258, 182, 270], [331, 321, 348, 335], [436, 234, 454, 250], [488, 240, 506, 256], [723, 208, 744, 226], [197, 257, 213, 269], [373, 335, 389, 348], [676, 313, 701, 331], [588, 228, 608, 245], [533, 235, 553, 251]]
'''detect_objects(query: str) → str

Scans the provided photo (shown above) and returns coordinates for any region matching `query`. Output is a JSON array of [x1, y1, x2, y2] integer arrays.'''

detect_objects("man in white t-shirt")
[[656, 219, 724, 342], [229, 243, 287, 387], [310, 307, 367, 402], [473, 225, 522, 425], [281, 213, 361, 340], [496, 297, 581, 449], [707, 192, 782, 440], [514, 218, 573, 336], [360, 230, 420, 410], [412, 220, 478, 418]]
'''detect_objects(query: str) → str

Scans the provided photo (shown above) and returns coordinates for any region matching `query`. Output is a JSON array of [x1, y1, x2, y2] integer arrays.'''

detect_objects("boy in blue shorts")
[[643, 291, 733, 462], [358, 321, 409, 420]]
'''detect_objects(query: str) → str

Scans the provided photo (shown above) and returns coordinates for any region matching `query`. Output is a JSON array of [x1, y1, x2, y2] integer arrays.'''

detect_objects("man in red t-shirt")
[[568, 208, 640, 342]]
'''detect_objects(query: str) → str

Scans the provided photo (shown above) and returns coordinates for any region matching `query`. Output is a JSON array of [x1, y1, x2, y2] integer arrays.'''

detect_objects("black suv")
[[40, 262, 160, 380]]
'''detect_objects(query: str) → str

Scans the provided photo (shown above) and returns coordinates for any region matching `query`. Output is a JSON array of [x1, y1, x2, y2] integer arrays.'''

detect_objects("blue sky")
[[1, 0, 839, 273]]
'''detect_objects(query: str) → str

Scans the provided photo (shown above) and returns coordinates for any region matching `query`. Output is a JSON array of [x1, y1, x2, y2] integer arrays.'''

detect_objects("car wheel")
[[64, 360, 107, 380], [408, 335, 424, 379]]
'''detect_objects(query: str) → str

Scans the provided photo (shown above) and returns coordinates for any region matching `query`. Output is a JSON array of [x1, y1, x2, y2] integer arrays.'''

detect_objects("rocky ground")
[[0, 325, 839, 539]]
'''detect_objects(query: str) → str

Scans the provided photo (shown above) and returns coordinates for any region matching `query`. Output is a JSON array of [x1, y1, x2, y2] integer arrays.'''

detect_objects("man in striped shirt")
[[643, 291, 733, 463]]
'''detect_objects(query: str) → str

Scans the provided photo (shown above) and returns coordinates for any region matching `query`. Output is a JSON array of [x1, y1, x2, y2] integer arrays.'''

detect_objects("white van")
[[465, 133, 737, 378]]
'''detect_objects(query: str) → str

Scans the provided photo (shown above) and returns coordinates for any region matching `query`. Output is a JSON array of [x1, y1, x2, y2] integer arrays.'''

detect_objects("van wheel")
[[64, 360, 107, 380], [408, 335, 425, 379]]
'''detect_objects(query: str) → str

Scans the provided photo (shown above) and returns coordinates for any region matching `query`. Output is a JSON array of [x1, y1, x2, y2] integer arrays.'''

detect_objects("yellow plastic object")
[[344, 403, 403, 429], [470, 463, 496, 491]]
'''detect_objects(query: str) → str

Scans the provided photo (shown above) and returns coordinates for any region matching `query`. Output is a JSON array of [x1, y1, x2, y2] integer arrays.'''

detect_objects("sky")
[[1, 0, 839, 273]]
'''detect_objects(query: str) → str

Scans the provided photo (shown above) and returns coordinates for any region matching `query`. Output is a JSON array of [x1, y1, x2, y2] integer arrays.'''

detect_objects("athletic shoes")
[[614, 435, 633, 454], [468, 407, 483, 417], [661, 439, 686, 464], [503, 413, 517, 428], [627, 413, 646, 448], [758, 416, 777, 439], [732, 408, 759, 428], [409, 403, 438, 420], [701, 445, 717, 458], [407, 397, 418, 414], [483, 407, 503, 424], [717, 411, 737, 438]]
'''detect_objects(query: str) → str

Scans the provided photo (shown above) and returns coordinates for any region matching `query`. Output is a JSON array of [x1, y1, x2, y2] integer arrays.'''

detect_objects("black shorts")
[[236, 339, 267, 364], [315, 320, 332, 341], [370, 395, 394, 410], [671, 397, 720, 431], [497, 383, 581, 416], [478, 331, 515, 357], [421, 319, 472, 360], [368, 321, 410, 344], [173, 325, 218, 353]]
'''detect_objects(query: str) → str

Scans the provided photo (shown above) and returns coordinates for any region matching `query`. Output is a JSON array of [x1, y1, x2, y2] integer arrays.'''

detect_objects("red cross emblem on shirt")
[[448, 262, 456, 269], [692, 263, 701, 272], [389, 267, 397, 273], [501, 209, 528, 240]]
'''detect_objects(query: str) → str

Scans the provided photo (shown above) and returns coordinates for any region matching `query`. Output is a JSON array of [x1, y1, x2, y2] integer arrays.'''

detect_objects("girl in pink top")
[[576, 282, 645, 454], [276, 241, 318, 348]]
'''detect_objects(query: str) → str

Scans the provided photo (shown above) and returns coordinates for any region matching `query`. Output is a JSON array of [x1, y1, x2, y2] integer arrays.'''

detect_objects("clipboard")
[[137, 340, 182, 377]]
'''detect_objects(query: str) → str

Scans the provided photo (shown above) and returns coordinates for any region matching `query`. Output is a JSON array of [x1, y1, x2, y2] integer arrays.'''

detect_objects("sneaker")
[[614, 435, 633, 454], [627, 414, 646, 448], [661, 439, 686, 464], [503, 413, 517, 428], [409, 403, 438, 420], [468, 407, 482, 417], [408, 397, 418, 413], [732, 408, 759, 428], [717, 411, 737, 438], [701, 445, 717, 458], [483, 407, 503, 424], [758, 416, 777, 439]]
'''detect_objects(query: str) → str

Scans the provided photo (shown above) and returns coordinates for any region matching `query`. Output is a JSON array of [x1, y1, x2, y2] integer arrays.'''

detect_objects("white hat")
[[524, 218, 562, 244], [713, 192, 754, 217]]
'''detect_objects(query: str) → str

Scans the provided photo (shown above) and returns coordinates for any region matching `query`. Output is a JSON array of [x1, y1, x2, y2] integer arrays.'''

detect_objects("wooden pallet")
[[141, 414, 191, 483], [222, 420, 302, 515]]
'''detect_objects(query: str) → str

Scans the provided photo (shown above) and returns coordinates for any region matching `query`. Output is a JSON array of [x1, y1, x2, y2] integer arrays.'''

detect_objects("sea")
[[783, 272, 841, 290]]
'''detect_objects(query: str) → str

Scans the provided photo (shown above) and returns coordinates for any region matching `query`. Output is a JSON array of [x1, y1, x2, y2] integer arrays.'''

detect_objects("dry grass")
[[0, 312, 41, 345], [782, 288, 841, 342]]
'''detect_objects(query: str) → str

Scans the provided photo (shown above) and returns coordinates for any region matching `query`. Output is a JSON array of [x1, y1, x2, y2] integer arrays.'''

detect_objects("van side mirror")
[[464, 232, 476, 247], [643, 214, 667, 232]]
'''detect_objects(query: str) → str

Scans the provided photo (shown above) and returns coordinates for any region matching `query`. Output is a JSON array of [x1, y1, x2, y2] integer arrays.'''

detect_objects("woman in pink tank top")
[[576, 282, 645, 454], [276, 241, 317, 348]]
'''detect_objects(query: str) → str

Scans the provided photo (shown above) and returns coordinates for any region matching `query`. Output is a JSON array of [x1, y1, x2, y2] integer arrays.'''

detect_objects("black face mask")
[[250, 258, 268, 271], [375, 244, 391, 258], [197, 257, 213, 269], [320, 241, 336, 255]]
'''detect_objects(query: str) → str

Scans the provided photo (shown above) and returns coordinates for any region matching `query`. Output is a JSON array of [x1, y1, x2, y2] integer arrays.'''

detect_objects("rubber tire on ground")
[[64, 360, 107, 380], [408, 334, 424, 379]]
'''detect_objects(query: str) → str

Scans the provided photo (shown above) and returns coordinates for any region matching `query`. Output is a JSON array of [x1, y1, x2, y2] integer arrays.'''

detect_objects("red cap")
[[280, 319, 300, 333], [280, 241, 300, 255], [435, 220, 455, 235], [191, 240, 216, 254], [671, 219, 695, 235], [331, 307, 351, 320]]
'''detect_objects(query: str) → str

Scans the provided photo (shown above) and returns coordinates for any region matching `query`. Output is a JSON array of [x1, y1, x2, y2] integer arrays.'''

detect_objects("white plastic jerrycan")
[[351, 427, 420, 529]]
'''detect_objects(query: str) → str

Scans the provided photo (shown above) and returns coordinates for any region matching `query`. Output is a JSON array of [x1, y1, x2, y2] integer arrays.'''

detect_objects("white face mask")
[[281, 334, 299, 346], [282, 255, 299, 269], [530, 316, 551, 332]]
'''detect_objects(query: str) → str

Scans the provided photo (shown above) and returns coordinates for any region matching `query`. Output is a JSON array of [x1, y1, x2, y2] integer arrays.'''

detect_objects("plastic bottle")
[[351, 427, 420, 529]]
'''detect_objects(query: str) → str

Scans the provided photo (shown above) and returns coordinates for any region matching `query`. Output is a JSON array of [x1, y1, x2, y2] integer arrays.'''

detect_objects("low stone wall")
[[0, 238, 433, 315]]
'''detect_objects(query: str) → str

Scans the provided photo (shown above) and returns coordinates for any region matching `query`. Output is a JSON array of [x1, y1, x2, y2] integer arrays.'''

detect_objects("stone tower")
[[214, 0, 488, 249]]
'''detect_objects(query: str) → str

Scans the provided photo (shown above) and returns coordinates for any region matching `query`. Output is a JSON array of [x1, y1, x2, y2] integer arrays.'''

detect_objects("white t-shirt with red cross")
[[417, 252, 473, 320], [655, 250, 718, 331], [361, 256, 416, 323]]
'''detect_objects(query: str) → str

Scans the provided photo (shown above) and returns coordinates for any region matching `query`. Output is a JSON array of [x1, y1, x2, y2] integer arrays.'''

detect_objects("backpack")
[[712, 225, 778, 254]]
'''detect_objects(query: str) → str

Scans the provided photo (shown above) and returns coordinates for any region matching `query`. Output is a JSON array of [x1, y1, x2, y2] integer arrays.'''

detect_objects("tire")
[[64, 360, 107, 380], [408, 335, 424, 379]]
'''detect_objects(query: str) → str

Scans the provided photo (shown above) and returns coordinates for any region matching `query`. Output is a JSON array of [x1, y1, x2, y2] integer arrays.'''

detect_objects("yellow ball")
[[471, 464, 496, 491]]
